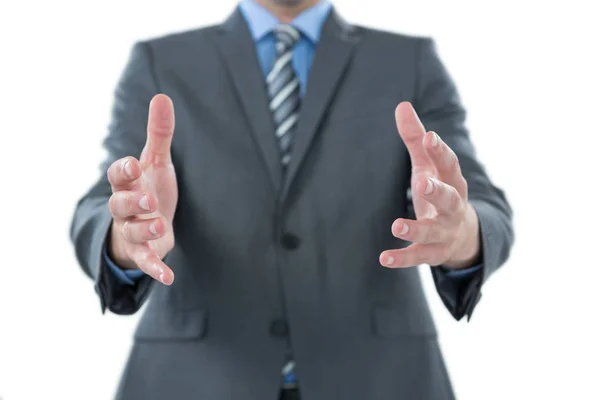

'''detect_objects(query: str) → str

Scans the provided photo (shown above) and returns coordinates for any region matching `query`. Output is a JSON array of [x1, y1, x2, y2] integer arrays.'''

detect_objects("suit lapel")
[[214, 9, 283, 192], [281, 10, 359, 202]]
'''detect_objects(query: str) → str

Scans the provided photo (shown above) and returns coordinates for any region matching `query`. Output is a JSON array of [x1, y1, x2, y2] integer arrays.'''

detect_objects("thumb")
[[141, 94, 175, 165], [395, 102, 431, 170]]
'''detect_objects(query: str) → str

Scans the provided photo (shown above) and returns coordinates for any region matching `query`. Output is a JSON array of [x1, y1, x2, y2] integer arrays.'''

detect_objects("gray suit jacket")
[[71, 8, 513, 400]]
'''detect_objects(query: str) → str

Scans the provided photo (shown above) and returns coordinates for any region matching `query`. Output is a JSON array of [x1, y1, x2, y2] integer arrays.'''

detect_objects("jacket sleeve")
[[70, 42, 159, 315], [413, 38, 514, 321]]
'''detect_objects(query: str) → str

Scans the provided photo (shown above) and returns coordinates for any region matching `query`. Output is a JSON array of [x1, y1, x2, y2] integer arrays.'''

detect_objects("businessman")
[[71, 0, 513, 399]]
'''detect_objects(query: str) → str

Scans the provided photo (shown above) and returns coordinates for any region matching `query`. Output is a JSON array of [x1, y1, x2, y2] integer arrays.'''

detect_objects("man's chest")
[[159, 39, 416, 217]]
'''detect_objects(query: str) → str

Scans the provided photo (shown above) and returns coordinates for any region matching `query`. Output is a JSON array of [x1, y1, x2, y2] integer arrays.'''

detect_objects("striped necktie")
[[268, 24, 301, 389], [267, 24, 301, 169]]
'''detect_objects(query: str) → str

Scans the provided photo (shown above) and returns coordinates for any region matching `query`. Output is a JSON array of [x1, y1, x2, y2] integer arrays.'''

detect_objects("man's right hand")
[[106, 94, 178, 285]]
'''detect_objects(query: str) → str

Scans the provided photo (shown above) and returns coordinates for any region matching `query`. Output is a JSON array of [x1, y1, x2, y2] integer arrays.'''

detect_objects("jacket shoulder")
[[356, 25, 432, 47], [140, 24, 221, 55]]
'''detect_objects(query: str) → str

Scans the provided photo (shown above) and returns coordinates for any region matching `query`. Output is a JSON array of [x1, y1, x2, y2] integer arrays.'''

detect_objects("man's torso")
[[115, 10, 452, 400]]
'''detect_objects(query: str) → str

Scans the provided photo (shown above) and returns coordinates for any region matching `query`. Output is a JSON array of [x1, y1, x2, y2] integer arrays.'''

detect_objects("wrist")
[[108, 221, 138, 269], [445, 203, 481, 270]]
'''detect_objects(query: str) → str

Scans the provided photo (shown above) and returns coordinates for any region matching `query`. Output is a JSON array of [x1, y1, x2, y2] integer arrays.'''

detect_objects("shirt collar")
[[239, 0, 332, 44]]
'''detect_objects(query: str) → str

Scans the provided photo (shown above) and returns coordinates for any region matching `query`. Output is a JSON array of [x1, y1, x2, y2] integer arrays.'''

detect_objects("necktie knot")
[[274, 24, 300, 52]]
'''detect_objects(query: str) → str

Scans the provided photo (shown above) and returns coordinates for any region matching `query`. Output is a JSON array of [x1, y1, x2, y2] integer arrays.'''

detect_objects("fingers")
[[415, 176, 465, 219], [120, 216, 167, 244], [131, 246, 175, 285], [395, 102, 432, 170], [109, 191, 158, 218], [391, 218, 453, 244], [423, 131, 468, 198], [380, 243, 450, 269], [107, 157, 142, 190], [141, 94, 175, 165]]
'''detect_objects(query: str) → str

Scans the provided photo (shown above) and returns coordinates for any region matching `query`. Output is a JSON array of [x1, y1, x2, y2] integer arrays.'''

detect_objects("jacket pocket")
[[134, 308, 208, 341], [372, 305, 437, 338]]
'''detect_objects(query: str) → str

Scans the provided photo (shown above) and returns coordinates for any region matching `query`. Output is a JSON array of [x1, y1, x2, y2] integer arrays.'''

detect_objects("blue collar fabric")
[[239, 0, 332, 43]]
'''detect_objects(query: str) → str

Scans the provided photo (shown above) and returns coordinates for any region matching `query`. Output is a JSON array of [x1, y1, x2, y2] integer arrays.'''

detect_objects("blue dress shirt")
[[104, 247, 145, 284], [239, 0, 332, 96], [105, 0, 480, 283]]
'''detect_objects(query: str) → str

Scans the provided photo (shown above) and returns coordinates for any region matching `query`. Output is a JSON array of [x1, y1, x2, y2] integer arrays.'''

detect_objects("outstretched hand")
[[380, 102, 481, 270], [106, 94, 178, 285]]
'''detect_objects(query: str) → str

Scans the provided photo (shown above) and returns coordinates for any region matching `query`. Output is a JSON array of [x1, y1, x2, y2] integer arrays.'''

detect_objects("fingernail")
[[399, 223, 409, 236], [154, 264, 165, 282], [139, 195, 150, 211], [124, 160, 132, 178], [386, 256, 395, 265], [149, 221, 158, 235], [425, 178, 434, 195], [431, 132, 439, 147]]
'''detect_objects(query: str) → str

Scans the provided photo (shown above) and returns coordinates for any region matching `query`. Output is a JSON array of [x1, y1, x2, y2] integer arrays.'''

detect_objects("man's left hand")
[[380, 102, 481, 270]]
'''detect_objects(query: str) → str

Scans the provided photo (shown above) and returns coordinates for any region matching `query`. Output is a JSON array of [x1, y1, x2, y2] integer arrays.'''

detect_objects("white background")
[[1, 1, 599, 399]]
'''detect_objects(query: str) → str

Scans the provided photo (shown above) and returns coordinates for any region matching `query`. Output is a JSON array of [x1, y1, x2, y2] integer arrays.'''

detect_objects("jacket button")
[[281, 233, 300, 250], [270, 319, 289, 338]]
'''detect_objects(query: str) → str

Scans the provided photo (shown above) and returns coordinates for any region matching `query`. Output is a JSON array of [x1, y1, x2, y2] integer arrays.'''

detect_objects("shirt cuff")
[[440, 264, 482, 280], [103, 247, 145, 285]]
